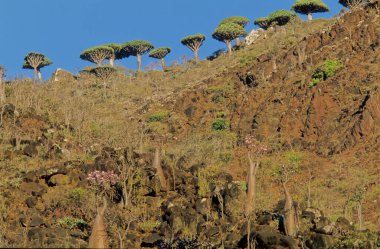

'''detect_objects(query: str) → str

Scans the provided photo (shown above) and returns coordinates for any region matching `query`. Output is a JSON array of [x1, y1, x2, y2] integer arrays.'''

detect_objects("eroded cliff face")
[[170, 7, 380, 157]]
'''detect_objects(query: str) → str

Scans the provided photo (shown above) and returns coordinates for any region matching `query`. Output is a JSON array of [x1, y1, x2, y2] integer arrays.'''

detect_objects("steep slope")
[[0, 4, 379, 249]]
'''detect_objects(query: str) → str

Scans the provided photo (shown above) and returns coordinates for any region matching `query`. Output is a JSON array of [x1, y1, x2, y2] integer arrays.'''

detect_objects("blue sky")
[[0, 0, 343, 80]]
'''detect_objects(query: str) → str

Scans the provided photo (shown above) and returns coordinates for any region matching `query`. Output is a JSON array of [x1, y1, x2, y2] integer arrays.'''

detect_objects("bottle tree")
[[105, 44, 127, 67], [180, 34, 206, 62], [219, 16, 249, 45], [80, 46, 114, 65], [22, 52, 53, 83], [291, 0, 330, 21], [121, 40, 154, 72], [148, 47, 171, 70], [267, 10, 298, 26], [254, 17, 270, 30], [212, 23, 247, 54]]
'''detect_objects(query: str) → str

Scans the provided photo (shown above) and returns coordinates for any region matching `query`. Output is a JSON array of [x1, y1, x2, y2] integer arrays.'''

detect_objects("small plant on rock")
[[309, 59, 343, 87]]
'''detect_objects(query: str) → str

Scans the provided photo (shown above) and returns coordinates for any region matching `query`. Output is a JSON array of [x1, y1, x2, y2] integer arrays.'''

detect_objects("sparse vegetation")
[[0, 2, 379, 248]]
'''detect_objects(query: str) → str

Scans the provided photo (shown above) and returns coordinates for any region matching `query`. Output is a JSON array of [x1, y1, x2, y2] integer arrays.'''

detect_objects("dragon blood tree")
[[181, 34, 206, 62], [291, 0, 330, 21], [105, 43, 127, 67], [80, 45, 114, 65], [212, 23, 247, 54], [121, 40, 154, 72], [219, 16, 249, 45], [254, 17, 271, 30], [267, 10, 298, 26], [22, 52, 52, 83], [148, 47, 171, 70]]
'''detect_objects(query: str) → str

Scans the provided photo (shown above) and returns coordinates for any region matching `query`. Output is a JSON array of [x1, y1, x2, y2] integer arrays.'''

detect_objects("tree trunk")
[[33, 68, 37, 83], [193, 50, 200, 62], [109, 57, 115, 67], [307, 13, 313, 21], [357, 202, 363, 230], [160, 58, 166, 70], [88, 197, 109, 248], [153, 147, 167, 191], [137, 53, 142, 72], [235, 37, 240, 46], [227, 41, 233, 55], [0, 76, 5, 105], [245, 153, 258, 216], [282, 182, 298, 236], [37, 69, 42, 83]]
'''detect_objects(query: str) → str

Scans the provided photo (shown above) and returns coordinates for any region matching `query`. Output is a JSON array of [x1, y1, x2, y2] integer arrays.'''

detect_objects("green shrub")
[[309, 59, 343, 87], [147, 111, 170, 123], [212, 118, 229, 131], [58, 217, 87, 229], [67, 187, 89, 205]]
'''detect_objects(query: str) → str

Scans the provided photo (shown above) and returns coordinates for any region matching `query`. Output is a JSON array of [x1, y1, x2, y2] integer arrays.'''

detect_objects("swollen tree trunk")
[[245, 153, 258, 216], [193, 49, 200, 62], [282, 182, 298, 236], [153, 147, 167, 191], [307, 13, 313, 21], [137, 53, 142, 72], [88, 197, 109, 248], [160, 58, 166, 71], [227, 40, 233, 55]]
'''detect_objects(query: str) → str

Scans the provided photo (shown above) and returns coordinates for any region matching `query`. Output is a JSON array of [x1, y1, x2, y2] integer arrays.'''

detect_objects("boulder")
[[48, 174, 71, 186]]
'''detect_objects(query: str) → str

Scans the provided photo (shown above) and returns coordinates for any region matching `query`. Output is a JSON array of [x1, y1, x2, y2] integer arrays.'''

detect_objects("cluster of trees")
[[16, 0, 367, 82]]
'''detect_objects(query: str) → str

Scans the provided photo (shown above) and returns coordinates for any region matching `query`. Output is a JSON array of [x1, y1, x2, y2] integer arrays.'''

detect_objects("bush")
[[309, 59, 343, 87], [212, 118, 229, 131], [147, 111, 170, 123], [58, 216, 87, 230]]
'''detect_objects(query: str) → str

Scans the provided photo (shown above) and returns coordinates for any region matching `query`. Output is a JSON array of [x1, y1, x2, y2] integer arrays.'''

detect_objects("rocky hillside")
[[0, 4, 379, 249]]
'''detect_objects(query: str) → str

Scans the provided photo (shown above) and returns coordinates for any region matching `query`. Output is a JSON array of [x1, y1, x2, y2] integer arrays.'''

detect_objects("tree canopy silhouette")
[[181, 34, 206, 62], [121, 40, 154, 72], [212, 23, 247, 54], [292, 0, 330, 21], [149, 47, 171, 70]]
